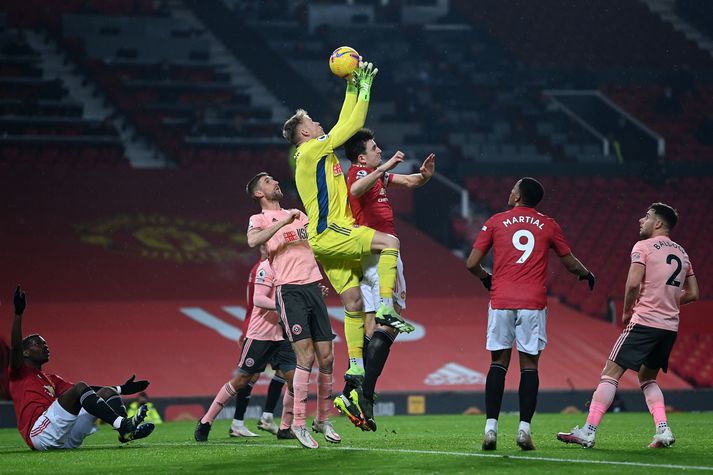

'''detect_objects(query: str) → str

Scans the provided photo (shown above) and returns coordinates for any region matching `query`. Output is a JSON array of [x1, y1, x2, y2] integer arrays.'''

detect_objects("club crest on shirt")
[[333, 162, 343, 176], [292, 324, 302, 335], [43, 384, 55, 398]]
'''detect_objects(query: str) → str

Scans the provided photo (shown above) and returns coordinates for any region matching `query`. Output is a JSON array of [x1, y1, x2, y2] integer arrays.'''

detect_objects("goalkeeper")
[[282, 61, 413, 429]]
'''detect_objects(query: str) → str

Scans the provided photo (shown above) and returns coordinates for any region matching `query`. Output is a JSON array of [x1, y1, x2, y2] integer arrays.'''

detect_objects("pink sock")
[[292, 367, 311, 428], [585, 376, 618, 428], [641, 380, 667, 426], [280, 388, 294, 430], [317, 369, 333, 422], [201, 381, 237, 424]]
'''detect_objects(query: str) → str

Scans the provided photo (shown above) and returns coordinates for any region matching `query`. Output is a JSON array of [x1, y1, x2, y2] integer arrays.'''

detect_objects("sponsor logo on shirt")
[[333, 162, 343, 176]]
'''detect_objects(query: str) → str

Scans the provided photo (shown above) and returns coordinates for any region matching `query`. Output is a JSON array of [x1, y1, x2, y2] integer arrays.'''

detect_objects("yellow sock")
[[344, 310, 365, 361], [377, 248, 399, 299]]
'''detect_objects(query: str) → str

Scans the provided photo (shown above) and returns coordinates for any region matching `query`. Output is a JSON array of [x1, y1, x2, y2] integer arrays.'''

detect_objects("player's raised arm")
[[622, 261, 646, 324], [247, 210, 301, 248], [328, 61, 378, 147], [9, 285, 26, 371], [349, 151, 404, 198], [389, 153, 436, 189], [680, 274, 699, 305]]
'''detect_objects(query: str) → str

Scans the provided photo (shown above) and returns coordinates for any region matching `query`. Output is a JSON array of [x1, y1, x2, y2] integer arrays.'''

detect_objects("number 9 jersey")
[[473, 206, 571, 310]]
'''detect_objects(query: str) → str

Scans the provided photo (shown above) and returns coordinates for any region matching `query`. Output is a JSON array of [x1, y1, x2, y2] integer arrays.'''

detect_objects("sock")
[[344, 310, 365, 364], [292, 366, 311, 428], [79, 387, 122, 427], [519, 421, 531, 434], [105, 394, 128, 418], [232, 382, 254, 423], [201, 381, 237, 425], [485, 364, 507, 420], [280, 388, 294, 430], [264, 376, 286, 414], [518, 368, 539, 424], [585, 376, 618, 430], [485, 418, 498, 434], [363, 334, 371, 367], [317, 368, 333, 422], [363, 329, 394, 400], [641, 379, 668, 428], [377, 248, 398, 301]]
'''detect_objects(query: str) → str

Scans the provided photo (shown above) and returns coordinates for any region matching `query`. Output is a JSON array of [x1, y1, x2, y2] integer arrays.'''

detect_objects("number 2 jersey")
[[629, 236, 694, 332], [473, 206, 571, 310]]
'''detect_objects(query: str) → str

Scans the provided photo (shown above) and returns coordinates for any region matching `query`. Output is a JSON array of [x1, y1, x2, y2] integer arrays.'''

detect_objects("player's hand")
[[420, 153, 436, 179], [579, 271, 596, 291], [284, 209, 301, 224], [13, 285, 26, 316], [120, 374, 150, 395], [480, 274, 492, 290], [622, 311, 632, 325], [318, 283, 330, 298], [355, 60, 378, 100], [380, 151, 404, 173]]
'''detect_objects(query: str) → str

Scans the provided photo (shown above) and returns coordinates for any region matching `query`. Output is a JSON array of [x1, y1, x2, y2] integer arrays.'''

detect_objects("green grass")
[[1, 413, 712, 473]]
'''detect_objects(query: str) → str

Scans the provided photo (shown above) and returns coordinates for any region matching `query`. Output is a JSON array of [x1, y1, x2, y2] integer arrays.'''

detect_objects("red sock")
[[292, 367, 311, 428], [317, 369, 333, 422], [585, 376, 617, 428], [201, 381, 237, 424]]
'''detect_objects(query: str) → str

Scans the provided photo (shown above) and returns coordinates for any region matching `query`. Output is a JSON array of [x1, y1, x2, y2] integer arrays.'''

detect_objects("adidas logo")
[[424, 363, 486, 386]]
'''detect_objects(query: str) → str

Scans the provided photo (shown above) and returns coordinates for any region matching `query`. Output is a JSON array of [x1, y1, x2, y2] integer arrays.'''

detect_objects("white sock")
[[518, 421, 531, 434], [112, 417, 123, 429], [485, 418, 498, 434], [261, 412, 273, 420], [232, 419, 245, 428]]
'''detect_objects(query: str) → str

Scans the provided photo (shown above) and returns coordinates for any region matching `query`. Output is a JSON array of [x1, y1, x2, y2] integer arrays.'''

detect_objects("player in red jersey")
[[342, 128, 435, 430], [466, 177, 595, 451], [7, 286, 153, 450], [558, 203, 698, 449]]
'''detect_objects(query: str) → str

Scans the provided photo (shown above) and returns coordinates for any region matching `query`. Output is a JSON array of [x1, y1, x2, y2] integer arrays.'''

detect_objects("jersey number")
[[512, 230, 535, 264], [665, 254, 683, 287]]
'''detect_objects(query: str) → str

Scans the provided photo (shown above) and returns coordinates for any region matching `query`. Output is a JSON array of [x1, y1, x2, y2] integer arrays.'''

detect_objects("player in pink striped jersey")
[[558, 203, 699, 449], [197, 172, 338, 449]]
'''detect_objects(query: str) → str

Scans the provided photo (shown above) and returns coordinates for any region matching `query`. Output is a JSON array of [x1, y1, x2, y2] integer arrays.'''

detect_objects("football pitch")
[[1, 413, 712, 473]]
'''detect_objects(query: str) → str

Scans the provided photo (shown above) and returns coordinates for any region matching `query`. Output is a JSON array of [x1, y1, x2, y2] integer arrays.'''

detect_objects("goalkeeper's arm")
[[329, 61, 378, 147]]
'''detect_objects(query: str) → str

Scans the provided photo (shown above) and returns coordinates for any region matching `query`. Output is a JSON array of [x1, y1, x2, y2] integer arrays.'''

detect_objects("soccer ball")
[[329, 46, 360, 79]]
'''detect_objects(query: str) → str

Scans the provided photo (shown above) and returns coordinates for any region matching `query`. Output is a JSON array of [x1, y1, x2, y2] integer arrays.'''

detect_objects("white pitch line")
[[2, 441, 712, 471]]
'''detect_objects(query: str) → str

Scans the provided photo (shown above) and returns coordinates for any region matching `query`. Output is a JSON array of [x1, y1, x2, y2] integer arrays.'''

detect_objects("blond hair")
[[282, 109, 308, 145]]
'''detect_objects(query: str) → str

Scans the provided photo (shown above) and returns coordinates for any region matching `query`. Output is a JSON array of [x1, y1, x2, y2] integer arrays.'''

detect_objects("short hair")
[[246, 172, 269, 199], [21, 334, 42, 351], [649, 202, 678, 230], [282, 109, 308, 145], [343, 128, 374, 163], [518, 177, 545, 207]]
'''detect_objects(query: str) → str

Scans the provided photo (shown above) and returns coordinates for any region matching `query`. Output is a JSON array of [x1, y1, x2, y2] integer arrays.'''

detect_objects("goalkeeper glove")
[[579, 271, 596, 291], [119, 374, 150, 395], [355, 60, 378, 101], [480, 274, 492, 291]]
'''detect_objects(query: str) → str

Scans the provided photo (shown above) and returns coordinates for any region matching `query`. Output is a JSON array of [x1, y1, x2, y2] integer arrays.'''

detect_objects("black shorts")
[[608, 323, 677, 373], [276, 282, 335, 343], [237, 338, 296, 374]]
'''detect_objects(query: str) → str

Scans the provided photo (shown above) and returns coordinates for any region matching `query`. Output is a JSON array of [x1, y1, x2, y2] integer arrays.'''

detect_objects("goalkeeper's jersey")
[[294, 89, 368, 237]]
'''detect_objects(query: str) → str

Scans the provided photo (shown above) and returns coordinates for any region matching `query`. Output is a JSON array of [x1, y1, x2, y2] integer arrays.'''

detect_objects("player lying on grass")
[[558, 203, 698, 449], [7, 286, 154, 450]]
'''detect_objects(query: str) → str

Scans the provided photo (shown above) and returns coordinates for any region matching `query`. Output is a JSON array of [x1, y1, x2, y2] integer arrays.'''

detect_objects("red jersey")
[[347, 165, 396, 236], [9, 364, 73, 448], [473, 206, 571, 310]]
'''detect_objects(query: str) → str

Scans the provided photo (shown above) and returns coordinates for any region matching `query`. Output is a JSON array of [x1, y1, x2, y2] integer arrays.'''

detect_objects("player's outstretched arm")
[[389, 153, 436, 189], [622, 262, 645, 324], [466, 248, 492, 290], [350, 151, 405, 198], [336, 76, 359, 125], [559, 253, 595, 290], [680, 275, 699, 305], [9, 285, 26, 371], [329, 61, 377, 147], [247, 209, 301, 248]]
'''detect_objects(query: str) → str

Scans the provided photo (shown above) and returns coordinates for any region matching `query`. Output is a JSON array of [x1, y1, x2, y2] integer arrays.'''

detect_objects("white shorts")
[[30, 400, 98, 451], [360, 253, 406, 313], [486, 305, 547, 355]]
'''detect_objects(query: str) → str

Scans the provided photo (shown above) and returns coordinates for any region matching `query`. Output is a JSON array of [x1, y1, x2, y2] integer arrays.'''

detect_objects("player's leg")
[[482, 307, 516, 450], [259, 369, 285, 433], [230, 372, 260, 438], [272, 343, 297, 438], [341, 284, 367, 382], [313, 339, 341, 443], [639, 329, 677, 448], [290, 338, 319, 448], [57, 383, 135, 437]]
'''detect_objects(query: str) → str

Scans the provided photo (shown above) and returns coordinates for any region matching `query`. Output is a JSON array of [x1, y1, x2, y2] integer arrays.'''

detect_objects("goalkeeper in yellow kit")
[[282, 61, 413, 430]]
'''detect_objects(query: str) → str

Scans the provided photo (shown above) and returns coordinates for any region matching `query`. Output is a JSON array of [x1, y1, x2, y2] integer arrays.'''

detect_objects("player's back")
[[476, 206, 571, 309], [631, 236, 693, 332]]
